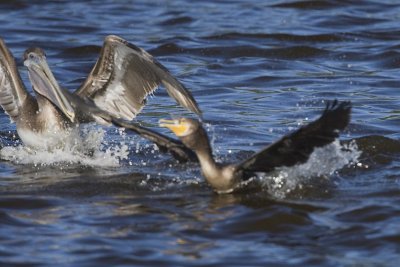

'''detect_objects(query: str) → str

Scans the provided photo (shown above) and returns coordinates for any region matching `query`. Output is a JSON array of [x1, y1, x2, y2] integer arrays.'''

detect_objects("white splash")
[[0, 126, 129, 167], [259, 139, 361, 199]]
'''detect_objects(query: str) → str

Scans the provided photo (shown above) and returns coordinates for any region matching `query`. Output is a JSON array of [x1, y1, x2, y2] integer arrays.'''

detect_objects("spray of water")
[[258, 139, 361, 199], [0, 121, 361, 197], [0, 126, 129, 167]]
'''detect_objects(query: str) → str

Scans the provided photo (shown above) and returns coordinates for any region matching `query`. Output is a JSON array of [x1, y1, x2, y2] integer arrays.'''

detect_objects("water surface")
[[1, 1, 400, 266]]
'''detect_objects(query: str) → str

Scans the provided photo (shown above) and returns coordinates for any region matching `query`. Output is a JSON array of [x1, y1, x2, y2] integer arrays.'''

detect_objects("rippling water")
[[1, 0, 400, 266]]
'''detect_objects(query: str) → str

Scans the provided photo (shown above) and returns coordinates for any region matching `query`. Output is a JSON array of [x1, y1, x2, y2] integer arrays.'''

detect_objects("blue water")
[[1, 0, 400, 266]]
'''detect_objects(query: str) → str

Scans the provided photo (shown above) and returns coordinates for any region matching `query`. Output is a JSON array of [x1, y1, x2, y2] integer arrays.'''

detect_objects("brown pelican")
[[0, 35, 201, 156], [160, 100, 351, 193]]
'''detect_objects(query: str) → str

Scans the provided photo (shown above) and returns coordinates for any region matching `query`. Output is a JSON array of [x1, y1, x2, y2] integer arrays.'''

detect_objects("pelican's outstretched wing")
[[0, 38, 33, 122], [238, 100, 351, 173], [75, 35, 201, 120]]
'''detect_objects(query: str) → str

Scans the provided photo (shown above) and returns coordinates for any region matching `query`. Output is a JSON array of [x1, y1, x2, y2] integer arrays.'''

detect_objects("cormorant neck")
[[183, 128, 238, 193], [184, 128, 219, 177], [194, 139, 220, 180]]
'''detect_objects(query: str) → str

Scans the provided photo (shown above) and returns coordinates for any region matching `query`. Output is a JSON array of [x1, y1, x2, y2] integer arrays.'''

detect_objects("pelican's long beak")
[[24, 54, 75, 122], [159, 119, 189, 137]]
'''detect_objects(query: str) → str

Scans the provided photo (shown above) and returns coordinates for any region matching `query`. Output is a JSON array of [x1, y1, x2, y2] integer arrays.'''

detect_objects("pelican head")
[[23, 47, 75, 122]]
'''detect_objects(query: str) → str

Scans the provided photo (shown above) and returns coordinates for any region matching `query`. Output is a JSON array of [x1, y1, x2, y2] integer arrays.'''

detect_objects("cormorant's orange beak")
[[159, 119, 189, 137]]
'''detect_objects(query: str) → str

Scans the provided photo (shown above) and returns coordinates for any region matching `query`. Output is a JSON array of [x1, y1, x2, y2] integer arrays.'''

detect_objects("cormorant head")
[[160, 118, 199, 137], [160, 118, 207, 151]]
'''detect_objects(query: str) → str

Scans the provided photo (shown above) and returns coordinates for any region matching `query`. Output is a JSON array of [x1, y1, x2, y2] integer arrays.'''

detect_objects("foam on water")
[[0, 126, 129, 167], [258, 140, 361, 199]]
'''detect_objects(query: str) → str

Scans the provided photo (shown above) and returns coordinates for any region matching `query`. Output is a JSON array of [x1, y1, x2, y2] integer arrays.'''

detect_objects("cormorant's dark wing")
[[238, 100, 351, 173], [0, 38, 33, 122], [75, 35, 201, 120]]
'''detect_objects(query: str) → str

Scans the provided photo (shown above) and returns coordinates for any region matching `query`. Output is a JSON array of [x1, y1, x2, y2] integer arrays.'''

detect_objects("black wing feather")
[[238, 100, 351, 172]]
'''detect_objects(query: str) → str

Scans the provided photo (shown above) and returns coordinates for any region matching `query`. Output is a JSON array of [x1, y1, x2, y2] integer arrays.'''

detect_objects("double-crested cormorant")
[[0, 35, 201, 151], [160, 100, 351, 193]]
